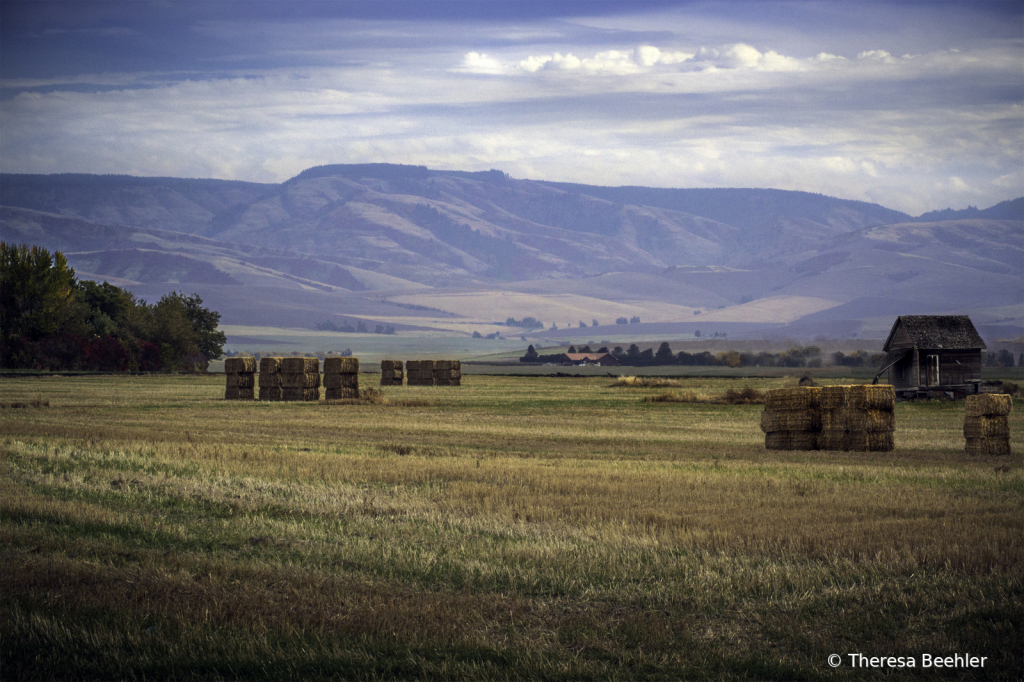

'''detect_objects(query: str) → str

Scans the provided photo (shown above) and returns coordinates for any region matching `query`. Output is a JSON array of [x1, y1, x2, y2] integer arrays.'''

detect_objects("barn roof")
[[882, 315, 986, 351]]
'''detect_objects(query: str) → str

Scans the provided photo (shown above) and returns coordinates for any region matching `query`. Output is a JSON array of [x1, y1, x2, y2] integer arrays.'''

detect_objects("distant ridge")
[[1, 164, 1020, 340]]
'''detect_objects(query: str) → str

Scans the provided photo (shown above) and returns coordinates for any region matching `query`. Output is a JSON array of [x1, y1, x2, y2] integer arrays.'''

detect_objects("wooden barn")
[[875, 315, 989, 399]]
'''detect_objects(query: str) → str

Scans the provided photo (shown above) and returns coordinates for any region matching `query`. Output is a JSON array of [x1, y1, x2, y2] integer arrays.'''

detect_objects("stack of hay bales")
[[761, 384, 895, 451], [406, 360, 435, 387], [281, 357, 320, 402], [324, 357, 359, 400], [433, 359, 462, 387], [964, 394, 1012, 456], [258, 357, 283, 401], [380, 360, 403, 386], [818, 385, 895, 452], [224, 357, 256, 400], [761, 387, 821, 450]]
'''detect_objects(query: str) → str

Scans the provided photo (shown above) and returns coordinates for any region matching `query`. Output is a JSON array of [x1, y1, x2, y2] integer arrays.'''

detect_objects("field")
[[2, 374, 1022, 680]]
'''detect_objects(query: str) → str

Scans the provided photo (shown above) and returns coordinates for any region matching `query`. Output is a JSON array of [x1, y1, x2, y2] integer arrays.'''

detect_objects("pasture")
[[2, 374, 1022, 680]]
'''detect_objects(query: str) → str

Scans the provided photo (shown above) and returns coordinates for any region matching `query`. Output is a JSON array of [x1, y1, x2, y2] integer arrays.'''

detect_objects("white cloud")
[[857, 49, 898, 63], [459, 52, 506, 75]]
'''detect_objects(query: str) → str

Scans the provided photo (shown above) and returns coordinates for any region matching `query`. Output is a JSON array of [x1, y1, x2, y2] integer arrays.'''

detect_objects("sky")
[[1, 0, 1021, 215]]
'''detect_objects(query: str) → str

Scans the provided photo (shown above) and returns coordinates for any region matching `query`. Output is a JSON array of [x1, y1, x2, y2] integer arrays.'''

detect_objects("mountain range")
[[1, 164, 1022, 345]]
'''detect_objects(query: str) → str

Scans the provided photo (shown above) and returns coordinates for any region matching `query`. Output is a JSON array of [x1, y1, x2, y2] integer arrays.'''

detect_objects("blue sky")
[[1, 0, 1021, 214]]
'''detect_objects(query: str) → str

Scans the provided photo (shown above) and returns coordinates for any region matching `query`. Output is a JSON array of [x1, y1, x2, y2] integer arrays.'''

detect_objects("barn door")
[[925, 355, 939, 386]]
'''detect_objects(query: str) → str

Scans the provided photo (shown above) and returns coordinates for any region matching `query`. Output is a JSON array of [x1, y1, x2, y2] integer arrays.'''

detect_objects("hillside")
[[1, 165, 1021, 342]]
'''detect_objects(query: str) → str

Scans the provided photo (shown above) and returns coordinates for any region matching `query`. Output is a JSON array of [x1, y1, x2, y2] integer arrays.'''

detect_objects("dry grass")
[[608, 375, 683, 388], [645, 386, 764, 405], [1, 374, 1022, 679]]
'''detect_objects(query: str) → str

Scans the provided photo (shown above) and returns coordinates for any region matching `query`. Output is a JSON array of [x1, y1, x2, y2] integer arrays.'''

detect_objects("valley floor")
[[2, 374, 1022, 680]]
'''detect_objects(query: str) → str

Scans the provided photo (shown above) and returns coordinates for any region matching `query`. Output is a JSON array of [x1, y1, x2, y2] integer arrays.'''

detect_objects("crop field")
[[2, 374, 1022, 680]]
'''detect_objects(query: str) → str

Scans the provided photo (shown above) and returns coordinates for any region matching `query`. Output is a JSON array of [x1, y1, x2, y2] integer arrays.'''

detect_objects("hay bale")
[[965, 437, 1011, 456], [817, 430, 848, 451], [225, 386, 254, 400], [323, 357, 359, 374], [259, 357, 282, 374], [759, 408, 821, 433], [325, 387, 360, 400], [282, 372, 321, 389], [225, 357, 257, 374], [323, 374, 359, 389], [226, 373, 255, 389], [259, 386, 283, 401], [764, 387, 820, 410], [282, 387, 319, 401], [963, 415, 1010, 439], [258, 373, 282, 388], [846, 384, 895, 411], [818, 386, 850, 411], [765, 431, 817, 451], [826, 408, 895, 432], [846, 431, 895, 452], [281, 357, 319, 374], [966, 394, 1012, 417]]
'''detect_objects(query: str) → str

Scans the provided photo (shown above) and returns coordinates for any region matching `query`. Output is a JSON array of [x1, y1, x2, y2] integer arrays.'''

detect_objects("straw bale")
[[963, 415, 1010, 439], [824, 408, 895, 432], [258, 373, 282, 388], [281, 357, 320, 374], [226, 373, 255, 389], [325, 387, 360, 400], [965, 437, 1011, 456], [282, 372, 320, 389], [846, 430, 894, 452], [282, 387, 319, 401], [259, 357, 282, 374], [764, 387, 820, 411], [846, 384, 895, 411], [965, 394, 1012, 418], [323, 374, 359, 389], [225, 357, 257, 374], [818, 386, 850, 411], [380, 376, 402, 387], [765, 431, 817, 451], [259, 386, 283, 401], [225, 386, 254, 400], [759, 408, 821, 433], [817, 430, 848, 451], [323, 357, 359, 374]]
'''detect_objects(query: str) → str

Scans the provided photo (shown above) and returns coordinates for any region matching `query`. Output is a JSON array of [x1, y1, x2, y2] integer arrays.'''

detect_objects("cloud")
[[459, 52, 505, 75], [517, 44, 693, 74]]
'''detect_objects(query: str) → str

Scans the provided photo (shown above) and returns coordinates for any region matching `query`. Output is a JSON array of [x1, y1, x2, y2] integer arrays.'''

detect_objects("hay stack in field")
[[761, 386, 821, 451], [433, 359, 462, 387], [258, 357, 283, 401], [280, 357, 320, 401], [224, 357, 256, 400], [818, 385, 895, 452], [380, 360, 404, 387], [761, 384, 895, 452], [406, 360, 435, 386], [964, 394, 1012, 456], [323, 356, 359, 400]]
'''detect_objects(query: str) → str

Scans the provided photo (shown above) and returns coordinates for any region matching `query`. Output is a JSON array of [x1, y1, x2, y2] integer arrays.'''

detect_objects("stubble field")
[[1, 374, 1022, 680]]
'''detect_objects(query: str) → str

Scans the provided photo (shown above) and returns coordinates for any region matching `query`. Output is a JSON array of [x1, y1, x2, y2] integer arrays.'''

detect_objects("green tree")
[[1, 242, 82, 341], [655, 342, 674, 364]]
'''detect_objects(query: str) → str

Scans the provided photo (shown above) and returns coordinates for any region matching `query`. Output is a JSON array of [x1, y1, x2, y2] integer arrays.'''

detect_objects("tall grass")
[[1, 374, 1022, 679]]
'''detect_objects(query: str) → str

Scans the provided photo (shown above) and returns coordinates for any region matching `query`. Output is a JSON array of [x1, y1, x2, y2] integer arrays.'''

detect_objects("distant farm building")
[[561, 352, 620, 366], [876, 315, 992, 399]]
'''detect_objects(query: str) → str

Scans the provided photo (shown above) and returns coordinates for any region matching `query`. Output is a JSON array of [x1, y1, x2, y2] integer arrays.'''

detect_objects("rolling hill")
[[1, 165, 1021, 345]]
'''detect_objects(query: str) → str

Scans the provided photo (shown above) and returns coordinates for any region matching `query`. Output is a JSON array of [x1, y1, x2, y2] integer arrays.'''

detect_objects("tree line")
[[1, 242, 225, 371], [522, 342, 888, 368]]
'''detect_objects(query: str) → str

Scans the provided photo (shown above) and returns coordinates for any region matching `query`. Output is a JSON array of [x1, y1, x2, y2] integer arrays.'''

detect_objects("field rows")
[[2, 374, 1022, 680]]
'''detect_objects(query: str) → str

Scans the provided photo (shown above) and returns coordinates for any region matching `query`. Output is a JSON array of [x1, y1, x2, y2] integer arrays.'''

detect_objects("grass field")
[[2, 374, 1022, 680]]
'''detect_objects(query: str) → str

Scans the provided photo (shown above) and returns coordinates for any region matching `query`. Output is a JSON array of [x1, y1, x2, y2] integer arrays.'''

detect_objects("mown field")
[[2, 374, 1022, 680]]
